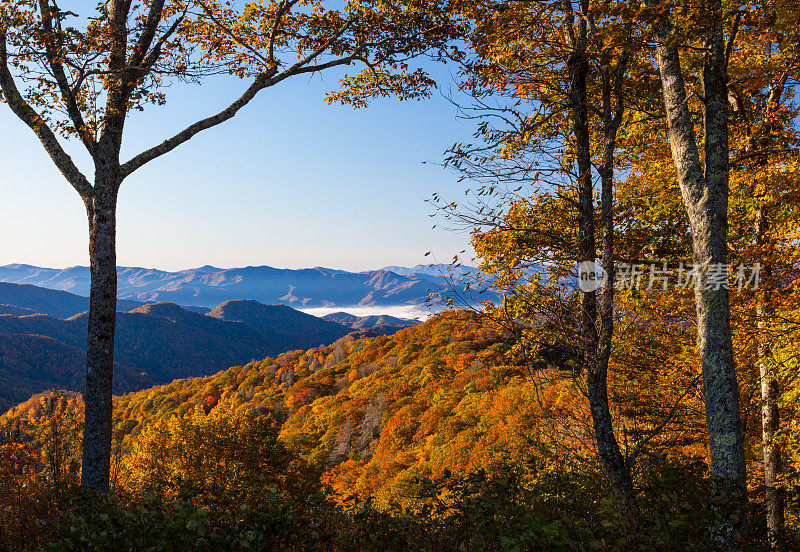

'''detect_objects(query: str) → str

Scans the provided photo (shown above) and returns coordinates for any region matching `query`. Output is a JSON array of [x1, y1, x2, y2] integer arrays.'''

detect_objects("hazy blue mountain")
[[0, 264, 446, 309], [322, 311, 420, 334], [207, 300, 350, 351], [0, 295, 355, 408], [381, 264, 478, 278], [382, 264, 500, 299], [382, 263, 547, 287], [0, 282, 143, 318]]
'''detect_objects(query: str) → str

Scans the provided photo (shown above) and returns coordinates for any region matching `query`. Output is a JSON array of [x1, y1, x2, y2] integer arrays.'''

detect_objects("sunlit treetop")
[[0, 0, 461, 195]]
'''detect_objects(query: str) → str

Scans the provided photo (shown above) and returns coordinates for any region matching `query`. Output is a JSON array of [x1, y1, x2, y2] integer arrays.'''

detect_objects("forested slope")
[[3, 310, 798, 549]]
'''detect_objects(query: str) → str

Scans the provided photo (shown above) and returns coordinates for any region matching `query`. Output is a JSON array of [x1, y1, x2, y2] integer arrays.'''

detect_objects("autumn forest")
[[1, 0, 799, 551]]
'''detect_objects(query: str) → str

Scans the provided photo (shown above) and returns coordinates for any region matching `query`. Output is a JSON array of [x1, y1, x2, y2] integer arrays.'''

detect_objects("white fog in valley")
[[301, 304, 443, 321]]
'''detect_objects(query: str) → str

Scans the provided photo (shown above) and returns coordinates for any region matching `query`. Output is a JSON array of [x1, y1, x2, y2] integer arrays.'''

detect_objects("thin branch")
[[0, 31, 92, 198], [197, 0, 272, 67], [724, 10, 741, 68], [38, 0, 96, 156], [290, 51, 357, 76], [137, 12, 186, 75], [269, 0, 300, 64], [120, 68, 277, 177], [121, 20, 358, 177], [128, 0, 166, 68], [627, 372, 702, 464], [285, 20, 353, 74]]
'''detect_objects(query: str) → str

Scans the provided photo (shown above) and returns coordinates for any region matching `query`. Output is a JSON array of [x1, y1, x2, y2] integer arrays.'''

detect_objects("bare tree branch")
[[628, 373, 702, 464], [286, 21, 353, 73], [120, 67, 277, 177], [97, 0, 132, 152], [137, 12, 186, 76], [121, 20, 358, 178], [38, 0, 97, 156], [128, 0, 167, 68], [197, 0, 273, 67], [0, 30, 92, 197], [269, 0, 300, 64]]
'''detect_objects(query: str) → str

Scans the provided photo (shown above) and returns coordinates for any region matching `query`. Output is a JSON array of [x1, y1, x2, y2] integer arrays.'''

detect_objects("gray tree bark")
[[653, 3, 748, 549], [76, 0, 129, 491], [564, 2, 638, 547], [566, 8, 597, 363], [755, 209, 784, 550], [750, 68, 788, 550], [81, 184, 119, 491], [595, 49, 638, 550]]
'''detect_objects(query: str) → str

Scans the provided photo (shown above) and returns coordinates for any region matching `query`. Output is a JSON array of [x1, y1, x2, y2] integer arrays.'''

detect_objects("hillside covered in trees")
[[2, 310, 799, 549], [2, 0, 800, 550], [0, 291, 359, 410]]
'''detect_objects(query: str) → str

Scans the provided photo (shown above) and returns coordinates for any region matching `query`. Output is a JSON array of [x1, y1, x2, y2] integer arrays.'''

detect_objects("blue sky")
[[0, 63, 477, 272]]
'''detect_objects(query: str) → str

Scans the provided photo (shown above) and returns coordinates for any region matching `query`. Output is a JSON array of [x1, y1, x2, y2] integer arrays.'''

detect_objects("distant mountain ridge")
[[380, 263, 479, 278], [322, 311, 420, 335], [0, 332, 150, 412], [0, 264, 448, 309], [0, 282, 361, 410], [207, 300, 350, 351], [0, 301, 279, 409], [0, 282, 144, 318]]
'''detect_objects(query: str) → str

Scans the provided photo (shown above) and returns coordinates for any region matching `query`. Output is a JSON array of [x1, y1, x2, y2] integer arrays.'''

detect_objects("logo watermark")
[[577, 261, 761, 292], [578, 260, 607, 292]]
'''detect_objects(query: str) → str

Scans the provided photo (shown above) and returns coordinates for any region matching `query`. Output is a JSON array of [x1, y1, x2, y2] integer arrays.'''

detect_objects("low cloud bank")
[[300, 305, 441, 321]]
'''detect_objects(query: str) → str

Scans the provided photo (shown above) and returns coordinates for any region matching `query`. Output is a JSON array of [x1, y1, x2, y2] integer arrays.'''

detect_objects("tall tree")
[[440, 0, 642, 545], [600, 3, 800, 545], [564, 1, 640, 546], [727, 10, 800, 545], [0, 0, 450, 492], [649, 0, 747, 547]]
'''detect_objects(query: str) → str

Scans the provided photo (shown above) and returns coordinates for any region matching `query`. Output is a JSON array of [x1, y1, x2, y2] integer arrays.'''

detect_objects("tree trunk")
[[596, 133, 639, 550], [567, 9, 597, 366], [80, 185, 118, 493], [758, 298, 784, 550], [566, 6, 638, 547], [654, 6, 748, 549], [755, 209, 784, 550]]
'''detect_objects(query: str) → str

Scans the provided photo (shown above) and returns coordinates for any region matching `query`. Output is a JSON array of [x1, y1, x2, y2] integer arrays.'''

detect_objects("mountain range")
[[0, 264, 451, 309], [0, 282, 417, 411], [322, 311, 420, 335], [0, 282, 145, 318]]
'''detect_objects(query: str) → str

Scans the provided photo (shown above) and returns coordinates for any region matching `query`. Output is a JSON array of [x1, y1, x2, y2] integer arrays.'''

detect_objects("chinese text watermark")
[[578, 261, 761, 292]]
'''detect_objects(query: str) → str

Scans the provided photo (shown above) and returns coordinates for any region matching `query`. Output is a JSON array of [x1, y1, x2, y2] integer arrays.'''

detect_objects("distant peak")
[[209, 299, 293, 316], [1, 263, 39, 269], [237, 299, 297, 309], [129, 302, 189, 318], [216, 298, 265, 307]]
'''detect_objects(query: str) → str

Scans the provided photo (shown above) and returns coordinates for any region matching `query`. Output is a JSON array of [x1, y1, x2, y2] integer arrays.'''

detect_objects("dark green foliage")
[[42, 490, 332, 552], [24, 461, 769, 552]]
